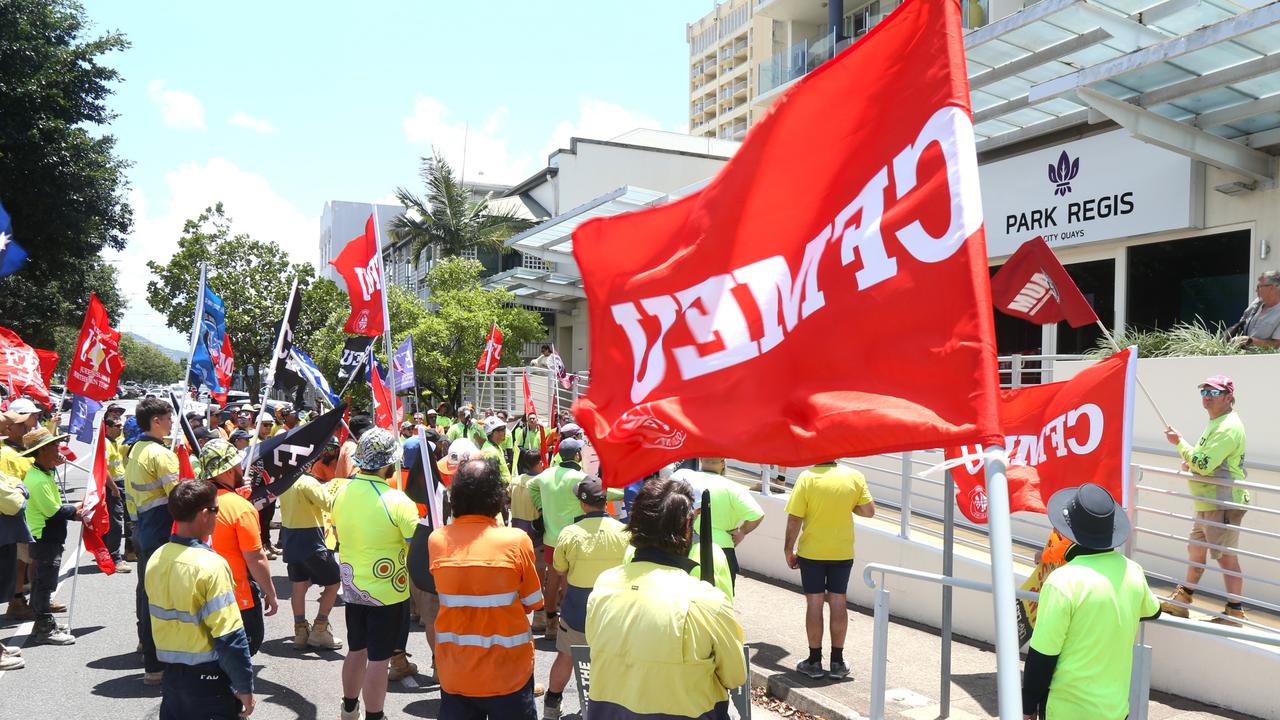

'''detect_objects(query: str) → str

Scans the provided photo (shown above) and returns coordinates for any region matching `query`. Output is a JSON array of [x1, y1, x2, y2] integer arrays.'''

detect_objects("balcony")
[[733, 37, 749, 58]]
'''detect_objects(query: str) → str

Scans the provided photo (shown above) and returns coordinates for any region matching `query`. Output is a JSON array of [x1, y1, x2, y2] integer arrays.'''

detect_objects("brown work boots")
[[293, 618, 343, 650], [1159, 587, 1193, 618]]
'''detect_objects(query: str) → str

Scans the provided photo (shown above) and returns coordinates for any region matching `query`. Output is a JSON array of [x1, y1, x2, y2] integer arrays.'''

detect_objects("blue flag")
[[392, 336, 415, 391], [188, 283, 227, 393], [0, 200, 29, 278], [285, 346, 339, 407], [68, 394, 102, 444]]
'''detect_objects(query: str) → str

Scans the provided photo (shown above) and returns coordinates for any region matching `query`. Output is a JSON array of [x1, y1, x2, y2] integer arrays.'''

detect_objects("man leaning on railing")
[[1160, 374, 1251, 626]]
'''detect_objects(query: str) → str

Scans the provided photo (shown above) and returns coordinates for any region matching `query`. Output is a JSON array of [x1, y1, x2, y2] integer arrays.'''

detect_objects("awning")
[[503, 186, 667, 272], [484, 267, 586, 312]]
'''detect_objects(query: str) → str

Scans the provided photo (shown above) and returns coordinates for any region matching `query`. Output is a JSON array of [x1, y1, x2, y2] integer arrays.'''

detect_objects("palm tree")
[[390, 152, 534, 268]]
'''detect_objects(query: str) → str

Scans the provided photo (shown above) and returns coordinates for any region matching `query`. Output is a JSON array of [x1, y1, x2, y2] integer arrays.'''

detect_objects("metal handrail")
[[1135, 463, 1280, 495], [1134, 484, 1278, 516], [1134, 443, 1280, 473], [1135, 504, 1280, 541]]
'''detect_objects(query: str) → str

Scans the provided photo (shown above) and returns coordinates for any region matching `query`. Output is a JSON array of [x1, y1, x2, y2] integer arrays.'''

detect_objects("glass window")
[[1056, 259, 1115, 355], [1126, 230, 1251, 333]]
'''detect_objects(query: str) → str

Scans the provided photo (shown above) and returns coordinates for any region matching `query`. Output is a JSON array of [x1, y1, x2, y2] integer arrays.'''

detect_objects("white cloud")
[[402, 96, 534, 185], [228, 111, 277, 134], [147, 80, 205, 130], [108, 158, 318, 348], [539, 98, 663, 160]]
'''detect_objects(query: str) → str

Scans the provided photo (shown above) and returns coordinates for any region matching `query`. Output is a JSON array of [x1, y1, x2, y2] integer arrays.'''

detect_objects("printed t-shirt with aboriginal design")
[[331, 472, 418, 606]]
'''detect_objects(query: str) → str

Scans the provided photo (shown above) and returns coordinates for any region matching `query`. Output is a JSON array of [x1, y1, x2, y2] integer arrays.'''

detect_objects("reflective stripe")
[[438, 590, 518, 608], [133, 473, 178, 492], [435, 630, 532, 648], [136, 495, 169, 513], [150, 603, 200, 625], [157, 648, 219, 665], [195, 590, 238, 622], [521, 589, 544, 607]]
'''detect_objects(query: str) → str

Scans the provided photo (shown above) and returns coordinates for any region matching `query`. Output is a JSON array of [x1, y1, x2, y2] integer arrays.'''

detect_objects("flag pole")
[[178, 263, 208, 443], [67, 413, 100, 635], [371, 204, 397, 424], [250, 276, 299, 461], [1093, 320, 1170, 428], [982, 445, 1023, 720]]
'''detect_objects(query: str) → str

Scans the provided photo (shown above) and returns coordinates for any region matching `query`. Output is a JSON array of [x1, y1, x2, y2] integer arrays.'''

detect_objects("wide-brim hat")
[[20, 427, 71, 456], [354, 428, 402, 471], [1047, 482, 1129, 550], [199, 439, 246, 480]]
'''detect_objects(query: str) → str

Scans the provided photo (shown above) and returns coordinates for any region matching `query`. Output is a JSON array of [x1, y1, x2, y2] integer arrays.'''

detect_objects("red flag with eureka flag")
[[990, 236, 1100, 327], [569, 0, 1000, 486], [82, 421, 116, 575]]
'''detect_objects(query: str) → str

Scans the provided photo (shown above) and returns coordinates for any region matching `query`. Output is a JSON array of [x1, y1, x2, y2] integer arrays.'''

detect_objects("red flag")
[[523, 369, 536, 418], [210, 333, 234, 405], [990, 236, 1100, 328], [67, 293, 125, 402], [329, 215, 384, 337], [34, 349, 58, 387], [945, 348, 1136, 523], [569, 0, 999, 486], [0, 326, 51, 404], [370, 359, 397, 432], [476, 323, 503, 374], [175, 441, 196, 482], [81, 422, 116, 575]]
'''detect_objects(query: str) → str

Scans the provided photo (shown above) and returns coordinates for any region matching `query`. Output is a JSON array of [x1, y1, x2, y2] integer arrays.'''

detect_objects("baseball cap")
[[185, 411, 203, 420], [426, 409, 438, 416], [105, 403, 125, 415], [559, 437, 583, 459], [483, 416, 505, 436], [8, 398, 40, 415], [229, 429, 251, 442], [559, 423, 582, 438], [281, 406, 299, 417], [1199, 375, 1234, 393], [575, 476, 608, 505], [354, 428, 402, 470]]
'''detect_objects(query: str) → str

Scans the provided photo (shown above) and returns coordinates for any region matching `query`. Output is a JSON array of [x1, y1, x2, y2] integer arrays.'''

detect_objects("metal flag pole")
[[179, 263, 208, 441], [248, 276, 299, 465], [67, 413, 101, 635], [371, 204, 398, 425], [941, 470, 956, 718], [1094, 321, 1170, 428], [983, 446, 1023, 720]]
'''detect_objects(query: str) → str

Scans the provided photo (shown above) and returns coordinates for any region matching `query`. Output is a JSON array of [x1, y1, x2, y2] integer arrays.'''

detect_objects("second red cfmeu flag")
[[211, 334, 235, 406], [67, 293, 125, 402], [82, 421, 116, 575], [990, 236, 1100, 327], [330, 215, 385, 337], [945, 347, 1137, 523], [570, 0, 1000, 486]]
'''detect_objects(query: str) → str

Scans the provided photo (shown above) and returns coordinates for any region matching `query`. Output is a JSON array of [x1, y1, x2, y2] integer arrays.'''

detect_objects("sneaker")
[[1209, 605, 1247, 628], [1159, 587, 1192, 618], [33, 624, 74, 646], [0, 654, 24, 671], [828, 660, 851, 679], [47, 600, 67, 613], [544, 701, 562, 720], [5, 596, 34, 621], [307, 619, 343, 650], [143, 670, 164, 686], [339, 700, 361, 720], [113, 562, 132, 574], [293, 620, 310, 650], [387, 651, 417, 681], [1, 643, 21, 658], [796, 659, 825, 679]]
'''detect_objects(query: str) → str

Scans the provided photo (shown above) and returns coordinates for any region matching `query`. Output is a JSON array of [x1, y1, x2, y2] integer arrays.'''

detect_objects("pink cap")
[[1199, 375, 1234, 393]]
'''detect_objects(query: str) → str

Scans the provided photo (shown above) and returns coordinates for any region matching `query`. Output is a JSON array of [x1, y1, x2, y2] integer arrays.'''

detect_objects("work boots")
[[32, 618, 74, 646], [544, 613, 558, 641], [387, 651, 417, 681], [1159, 587, 1193, 618], [531, 609, 547, 633], [5, 596, 34, 621], [1209, 605, 1247, 627], [307, 618, 343, 650], [293, 620, 310, 650]]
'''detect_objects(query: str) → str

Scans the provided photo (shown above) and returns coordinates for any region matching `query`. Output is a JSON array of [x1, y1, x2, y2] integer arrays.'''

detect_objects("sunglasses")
[[1200, 388, 1228, 397]]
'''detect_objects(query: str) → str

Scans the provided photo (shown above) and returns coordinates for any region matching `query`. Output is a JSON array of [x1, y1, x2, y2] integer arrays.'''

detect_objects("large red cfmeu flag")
[[210, 333, 234, 405], [0, 325, 51, 405], [82, 421, 117, 575], [330, 215, 385, 337], [570, 0, 1000, 485], [945, 348, 1137, 523], [476, 323, 503, 374], [991, 236, 1099, 327], [67, 293, 125, 402]]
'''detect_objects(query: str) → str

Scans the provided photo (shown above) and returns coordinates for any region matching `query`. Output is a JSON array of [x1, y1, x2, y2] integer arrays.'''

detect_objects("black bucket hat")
[[1047, 482, 1129, 550]]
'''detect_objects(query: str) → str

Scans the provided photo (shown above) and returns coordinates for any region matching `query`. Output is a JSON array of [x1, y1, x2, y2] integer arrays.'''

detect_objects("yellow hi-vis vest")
[[146, 538, 244, 666]]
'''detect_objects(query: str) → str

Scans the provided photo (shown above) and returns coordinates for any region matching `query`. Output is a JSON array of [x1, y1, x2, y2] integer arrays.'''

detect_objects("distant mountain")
[[124, 332, 187, 362]]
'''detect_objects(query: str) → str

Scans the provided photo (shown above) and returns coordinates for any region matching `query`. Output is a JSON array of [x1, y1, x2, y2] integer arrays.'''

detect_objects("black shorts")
[[286, 548, 341, 587], [345, 600, 409, 662], [798, 558, 854, 595]]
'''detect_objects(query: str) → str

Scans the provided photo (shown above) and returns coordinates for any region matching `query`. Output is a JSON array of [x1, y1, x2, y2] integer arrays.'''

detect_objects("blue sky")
[[87, 1, 708, 348]]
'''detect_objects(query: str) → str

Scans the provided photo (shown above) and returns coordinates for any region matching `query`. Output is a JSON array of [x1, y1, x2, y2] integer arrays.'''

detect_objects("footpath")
[[734, 573, 1257, 720]]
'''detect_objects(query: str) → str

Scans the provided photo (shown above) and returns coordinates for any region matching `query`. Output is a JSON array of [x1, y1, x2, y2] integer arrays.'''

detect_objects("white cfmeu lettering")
[[958, 402, 1104, 470], [352, 258, 382, 302], [611, 105, 982, 403], [1007, 272, 1059, 315]]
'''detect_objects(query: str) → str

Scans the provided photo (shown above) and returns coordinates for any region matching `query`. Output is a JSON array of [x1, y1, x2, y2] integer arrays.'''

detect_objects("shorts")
[[287, 548, 341, 586], [542, 544, 555, 567], [345, 600, 410, 661], [1191, 509, 1247, 559], [510, 519, 543, 548], [554, 619, 587, 656], [16, 543, 29, 564], [798, 557, 854, 595], [440, 674, 537, 720]]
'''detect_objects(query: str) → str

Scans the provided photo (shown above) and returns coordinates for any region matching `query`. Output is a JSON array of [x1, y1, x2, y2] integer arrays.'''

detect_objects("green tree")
[[390, 152, 533, 265], [0, 0, 133, 346], [118, 334, 181, 384], [145, 205, 315, 402]]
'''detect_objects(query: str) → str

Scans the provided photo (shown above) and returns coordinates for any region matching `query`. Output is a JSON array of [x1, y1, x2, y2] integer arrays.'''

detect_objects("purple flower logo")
[[1048, 151, 1079, 196]]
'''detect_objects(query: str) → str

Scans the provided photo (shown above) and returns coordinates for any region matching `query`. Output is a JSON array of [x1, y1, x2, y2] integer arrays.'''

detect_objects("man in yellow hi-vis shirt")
[[146, 478, 255, 719]]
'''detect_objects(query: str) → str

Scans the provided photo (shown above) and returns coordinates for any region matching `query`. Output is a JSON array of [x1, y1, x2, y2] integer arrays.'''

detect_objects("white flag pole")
[[247, 277, 299, 466], [177, 263, 209, 444], [67, 414, 101, 634], [372, 204, 398, 424]]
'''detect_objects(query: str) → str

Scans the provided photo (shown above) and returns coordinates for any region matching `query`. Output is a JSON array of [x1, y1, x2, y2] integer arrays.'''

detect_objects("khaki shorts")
[[555, 619, 587, 656], [1190, 509, 1247, 559], [16, 543, 29, 563]]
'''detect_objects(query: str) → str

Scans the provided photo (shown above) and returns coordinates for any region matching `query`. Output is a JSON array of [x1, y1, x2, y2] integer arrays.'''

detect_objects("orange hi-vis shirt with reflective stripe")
[[429, 515, 544, 697]]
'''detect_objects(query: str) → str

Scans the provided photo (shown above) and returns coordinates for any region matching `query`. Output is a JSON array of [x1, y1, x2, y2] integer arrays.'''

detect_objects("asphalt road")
[[0, 439, 587, 720]]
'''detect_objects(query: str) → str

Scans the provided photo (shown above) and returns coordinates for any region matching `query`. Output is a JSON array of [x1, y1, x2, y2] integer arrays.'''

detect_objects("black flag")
[[337, 336, 374, 385], [247, 401, 346, 500], [269, 281, 303, 390]]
